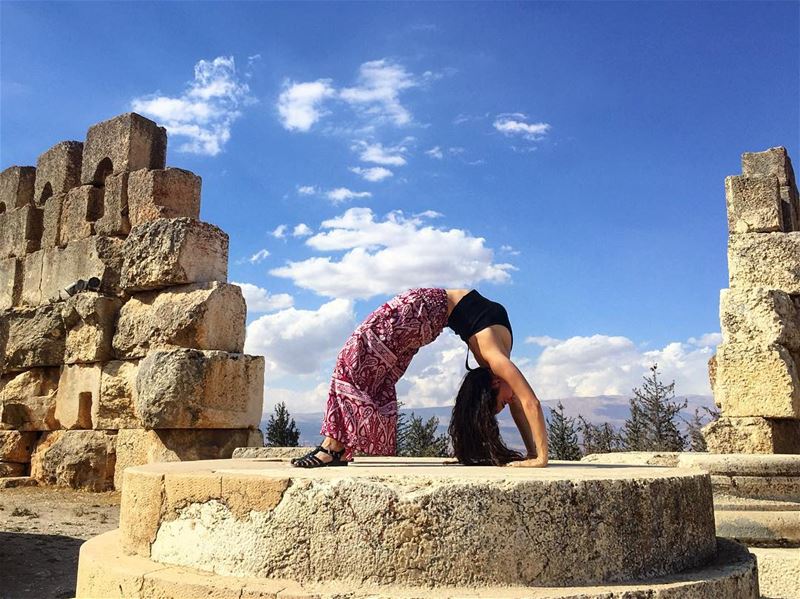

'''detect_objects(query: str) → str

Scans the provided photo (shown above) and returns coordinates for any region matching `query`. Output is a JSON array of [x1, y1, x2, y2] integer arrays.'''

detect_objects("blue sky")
[[2, 2, 798, 414]]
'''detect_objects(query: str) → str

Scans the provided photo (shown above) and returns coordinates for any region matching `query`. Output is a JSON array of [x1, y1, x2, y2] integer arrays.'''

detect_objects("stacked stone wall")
[[0, 112, 264, 490], [705, 147, 800, 453]]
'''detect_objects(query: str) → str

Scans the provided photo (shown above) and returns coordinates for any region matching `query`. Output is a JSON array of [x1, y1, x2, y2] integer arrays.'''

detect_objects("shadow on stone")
[[0, 531, 83, 599]]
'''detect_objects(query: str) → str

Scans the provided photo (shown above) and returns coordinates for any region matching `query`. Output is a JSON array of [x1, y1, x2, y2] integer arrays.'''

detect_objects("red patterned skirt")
[[320, 287, 449, 457]]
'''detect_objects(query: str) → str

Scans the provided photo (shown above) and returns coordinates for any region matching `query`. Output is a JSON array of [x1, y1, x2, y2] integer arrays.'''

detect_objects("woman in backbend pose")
[[292, 288, 549, 468]]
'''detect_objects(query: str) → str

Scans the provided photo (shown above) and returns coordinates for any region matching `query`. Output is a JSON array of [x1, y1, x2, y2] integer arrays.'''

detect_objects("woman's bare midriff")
[[444, 288, 512, 367]]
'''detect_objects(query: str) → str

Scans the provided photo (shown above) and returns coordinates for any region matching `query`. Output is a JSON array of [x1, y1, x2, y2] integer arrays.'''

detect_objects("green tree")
[[624, 364, 687, 451], [547, 402, 582, 460], [264, 401, 300, 447], [578, 416, 620, 456], [684, 408, 710, 452], [397, 412, 451, 457], [620, 399, 648, 451]]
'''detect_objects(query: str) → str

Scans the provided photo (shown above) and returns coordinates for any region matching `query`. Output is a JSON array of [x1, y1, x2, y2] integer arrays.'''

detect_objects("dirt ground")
[[0, 484, 120, 599]]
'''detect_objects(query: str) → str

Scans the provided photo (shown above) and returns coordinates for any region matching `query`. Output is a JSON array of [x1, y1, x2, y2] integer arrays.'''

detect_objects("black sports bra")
[[446, 290, 513, 370]]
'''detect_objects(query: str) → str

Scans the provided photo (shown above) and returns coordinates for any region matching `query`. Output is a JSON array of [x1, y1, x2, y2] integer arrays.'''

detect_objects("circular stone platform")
[[76, 458, 759, 598]]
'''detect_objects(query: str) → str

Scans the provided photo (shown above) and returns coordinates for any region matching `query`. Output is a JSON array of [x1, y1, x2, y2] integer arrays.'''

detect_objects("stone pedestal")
[[75, 458, 759, 598]]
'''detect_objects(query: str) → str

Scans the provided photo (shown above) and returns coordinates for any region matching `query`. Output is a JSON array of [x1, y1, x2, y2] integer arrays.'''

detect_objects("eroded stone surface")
[[0, 257, 22, 310], [95, 360, 141, 430], [30, 429, 116, 491], [0, 304, 66, 371], [135, 349, 263, 429], [728, 232, 800, 294], [748, 547, 800, 599], [121, 218, 228, 292], [59, 185, 103, 244], [0, 166, 36, 210], [62, 292, 123, 364], [703, 417, 800, 454], [0, 204, 44, 259], [34, 141, 83, 205], [80, 113, 167, 185], [0, 430, 38, 462], [128, 168, 201, 226], [94, 172, 131, 237], [232, 446, 315, 459], [720, 288, 800, 350], [39, 236, 124, 302], [0, 368, 59, 431], [120, 460, 720, 588], [114, 283, 246, 358], [726, 174, 784, 233], [54, 363, 101, 430]]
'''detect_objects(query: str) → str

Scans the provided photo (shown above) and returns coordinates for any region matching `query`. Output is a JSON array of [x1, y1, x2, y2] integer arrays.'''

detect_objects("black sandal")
[[292, 445, 349, 468]]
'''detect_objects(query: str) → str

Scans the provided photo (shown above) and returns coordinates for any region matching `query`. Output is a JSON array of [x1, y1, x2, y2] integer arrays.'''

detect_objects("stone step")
[[76, 530, 758, 598], [748, 546, 800, 599]]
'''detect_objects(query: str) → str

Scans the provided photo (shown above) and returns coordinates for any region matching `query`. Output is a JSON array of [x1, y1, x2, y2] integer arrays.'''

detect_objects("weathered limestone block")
[[233, 447, 315, 460], [720, 287, 800, 349], [20, 250, 43, 305], [41, 192, 65, 248], [0, 368, 59, 431], [748, 547, 800, 599], [135, 349, 263, 429], [742, 146, 799, 231], [703, 417, 800, 454], [95, 360, 141, 430], [128, 167, 201, 227], [0, 257, 22, 310], [114, 283, 245, 359], [30, 430, 116, 491], [113, 428, 262, 489], [0, 304, 66, 371], [39, 236, 124, 302], [59, 185, 103, 244], [728, 232, 800, 293], [54, 363, 101, 430], [0, 204, 44, 259], [0, 166, 35, 210], [94, 172, 131, 237], [34, 141, 83, 205], [725, 174, 784, 233], [0, 430, 38, 462], [81, 113, 167, 185], [714, 342, 800, 418], [0, 462, 26, 477], [121, 218, 228, 291], [61, 292, 123, 364]]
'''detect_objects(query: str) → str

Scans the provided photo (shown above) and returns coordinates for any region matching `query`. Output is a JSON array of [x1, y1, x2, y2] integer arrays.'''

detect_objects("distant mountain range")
[[260, 394, 717, 450]]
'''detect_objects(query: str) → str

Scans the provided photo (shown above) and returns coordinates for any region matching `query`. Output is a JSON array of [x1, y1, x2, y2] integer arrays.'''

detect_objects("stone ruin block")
[[0, 166, 35, 210], [61, 292, 123, 364], [0, 304, 66, 372], [39, 236, 124, 303], [121, 218, 228, 292], [94, 172, 130, 237], [0, 369, 59, 431], [0, 430, 38, 463], [728, 232, 800, 294], [0, 257, 22, 310], [135, 349, 264, 429], [0, 203, 44, 259], [40, 192, 65, 249], [127, 167, 201, 226], [720, 288, 800, 349], [704, 417, 800, 454], [113, 428, 262, 489], [714, 342, 800, 418], [95, 360, 140, 430], [0, 462, 26, 476], [113, 282, 246, 359], [80, 113, 166, 186], [54, 363, 101, 430], [20, 250, 43, 306], [725, 175, 784, 234], [59, 184, 103, 244], [34, 141, 83, 205], [742, 146, 799, 231], [30, 429, 116, 491]]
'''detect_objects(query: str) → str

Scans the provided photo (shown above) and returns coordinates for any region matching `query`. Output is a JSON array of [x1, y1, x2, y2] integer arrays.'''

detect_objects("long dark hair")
[[449, 367, 523, 465]]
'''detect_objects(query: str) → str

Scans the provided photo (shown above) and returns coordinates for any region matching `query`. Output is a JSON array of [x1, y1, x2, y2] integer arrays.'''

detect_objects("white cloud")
[[500, 244, 521, 256], [277, 79, 336, 132], [413, 210, 442, 219], [270, 207, 515, 299], [326, 187, 372, 204], [262, 382, 331, 416], [297, 185, 317, 195], [425, 146, 443, 159], [245, 299, 357, 376], [397, 333, 468, 408], [234, 282, 294, 313], [493, 113, 551, 141], [352, 141, 408, 166], [272, 224, 288, 239], [131, 56, 251, 156], [522, 334, 717, 399], [688, 333, 723, 347], [350, 166, 393, 182], [293, 223, 313, 237], [339, 59, 417, 125], [248, 249, 270, 264]]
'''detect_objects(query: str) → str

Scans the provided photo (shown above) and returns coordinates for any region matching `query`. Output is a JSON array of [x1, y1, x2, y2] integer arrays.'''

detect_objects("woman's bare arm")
[[484, 351, 549, 467]]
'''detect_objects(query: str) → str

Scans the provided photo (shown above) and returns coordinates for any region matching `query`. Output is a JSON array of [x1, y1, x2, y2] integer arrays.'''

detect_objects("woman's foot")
[[292, 438, 349, 468]]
